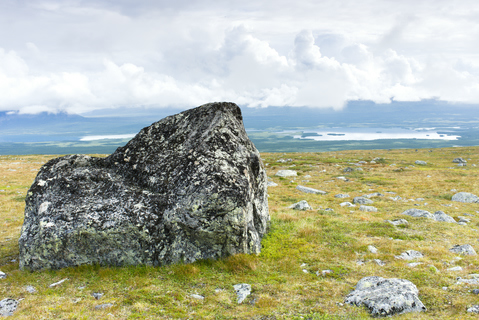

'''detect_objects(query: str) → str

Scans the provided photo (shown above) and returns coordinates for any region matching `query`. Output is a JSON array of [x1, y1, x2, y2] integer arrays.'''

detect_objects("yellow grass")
[[1, 147, 479, 318]]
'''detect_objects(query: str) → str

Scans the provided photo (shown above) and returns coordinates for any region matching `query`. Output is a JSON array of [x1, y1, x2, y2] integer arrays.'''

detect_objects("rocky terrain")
[[1, 142, 479, 318]]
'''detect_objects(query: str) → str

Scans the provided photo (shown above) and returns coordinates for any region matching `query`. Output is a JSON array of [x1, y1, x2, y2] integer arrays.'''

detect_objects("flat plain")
[[1, 147, 479, 319]]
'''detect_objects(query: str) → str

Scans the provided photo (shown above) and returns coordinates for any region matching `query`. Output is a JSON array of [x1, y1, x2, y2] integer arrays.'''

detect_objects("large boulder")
[[19, 102, 269, 270]]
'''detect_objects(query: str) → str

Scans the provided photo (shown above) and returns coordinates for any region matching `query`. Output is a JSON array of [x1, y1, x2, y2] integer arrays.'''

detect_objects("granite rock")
[[19, 102, 269, 270]]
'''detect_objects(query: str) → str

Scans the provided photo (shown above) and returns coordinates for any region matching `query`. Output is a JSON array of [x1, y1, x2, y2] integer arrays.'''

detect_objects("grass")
[[2, 147, 479, 318]]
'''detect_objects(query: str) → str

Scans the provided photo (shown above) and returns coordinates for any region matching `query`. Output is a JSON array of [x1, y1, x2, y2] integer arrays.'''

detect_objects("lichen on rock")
[[19, 102, 269, 270]]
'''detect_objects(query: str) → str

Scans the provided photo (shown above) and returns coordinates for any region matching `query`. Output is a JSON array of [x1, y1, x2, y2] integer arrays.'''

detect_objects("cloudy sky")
[[1, 0, 479, 114]]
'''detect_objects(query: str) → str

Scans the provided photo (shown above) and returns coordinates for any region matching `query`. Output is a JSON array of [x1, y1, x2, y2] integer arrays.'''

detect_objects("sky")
[[1, 0, 479, 115]]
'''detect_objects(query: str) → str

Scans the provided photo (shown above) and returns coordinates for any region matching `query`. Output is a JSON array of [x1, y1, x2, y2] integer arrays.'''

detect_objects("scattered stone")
[[448, 266, 463, 271], [467, 305, 479, 314], [190, 294, 204, 300], [457, 275, 479, 285], [449, 244, 477, 256], [0, 299, 19, 317], [267, 181, 278, 187], [457, 163, 467, 167], [340, 202, 355, 207], [386, 219, 408, 226], [415, 160, 427, 165], [344, 276, 426, 317], [343, 167, 354, 173], [373, 259, 385, 266], [364, 192, 384, 198], [0, 271, 6, 279], [353, 197, 373, 205], [25, 286, 37, 293], [233, 284, 251, 304], [275, 170, 297, 177], [407, 262, 423, 267], [92, 292, 104, 300], [337, 176, 349, 181], [452, 192, 479, 203], [277, 158, 292, 163], [289, 200, 312, 210], [472, 289, 479, 294], [95, 303, 113, 310], [402, 209, 433, 219], [296, 185, 327, 194], [395, 250, 423, 260], [368, 245, 378, 254], [335, 194, 349, 198], [49, 278, 69, 288], [356, 260, 365, 266], [453, 157, 467, 163], [19, 102, 270, 270], [389, 196, 402, 201], [359, 205, 377, 212], [433, 211, 456, 223]]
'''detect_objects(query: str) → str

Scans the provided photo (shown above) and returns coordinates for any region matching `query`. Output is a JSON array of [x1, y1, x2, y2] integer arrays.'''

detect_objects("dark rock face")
[[19, 102, 269, 270]]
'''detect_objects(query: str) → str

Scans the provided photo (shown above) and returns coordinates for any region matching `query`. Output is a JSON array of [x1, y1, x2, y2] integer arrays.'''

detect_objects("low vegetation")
[[1, 147, 479, 319]]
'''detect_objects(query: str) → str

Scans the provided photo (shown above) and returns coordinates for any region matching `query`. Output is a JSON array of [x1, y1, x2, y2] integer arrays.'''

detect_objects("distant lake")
[[278, 127, 461, 141]]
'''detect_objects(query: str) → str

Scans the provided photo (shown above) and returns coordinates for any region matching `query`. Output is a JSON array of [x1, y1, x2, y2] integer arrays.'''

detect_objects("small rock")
[[389, 196, 402, 201], [373, 259, 385, 266], [467, 305, 479, 314], [364, 192, 384, 198], [472, 289, 479, 294], [407, 262, 423, 267], [0, 299, 19, 317], [344, 276, 426, 316], [452, 192, 479, 203], [442, 287, 448, 291], [267, 181, 278, 187], [368, 245, 378, 254], [448, 266, 463, 271], [335, 194, 350, 198], [296, 185, 327, 194], [317, 269, 332, 276], [386, 219, 408, 226], [92, 292, 104, 300], [233, 284, 251, 304], [433, 211, 456, 223], [415, 160, 427, 165], [0, 271, 6, 279], [449, 244, 477, 256], [343, 167, 355, 173], [275, 170, 297, 177], [340, 202, 355, 207], [353, 197, 373, 205], [289, 200, 312, 210], [25, 286, 37, 293], [359, 205, 377, 212], [337, 176, 349, 181], [49, 278, 69, 288], [395, 250, 423, 260], [453, 157, 467, 163], [95, 303, 113, 310], [190, 294, 204, 300]]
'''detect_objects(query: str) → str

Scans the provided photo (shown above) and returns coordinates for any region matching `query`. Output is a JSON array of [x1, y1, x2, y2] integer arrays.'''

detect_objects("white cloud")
[[1, 0, 479, 113]]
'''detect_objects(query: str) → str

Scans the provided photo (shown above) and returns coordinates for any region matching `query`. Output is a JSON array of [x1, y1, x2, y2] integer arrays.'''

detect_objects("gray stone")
[[407, 262, 422, 267], [95, 303, 113, 310], [340, 202, 355, 207], [359, 205, 377, 212], [368, 245, 378, 253], [415, 160, 427, 165], [92, 292, 104, 300], [25, 286, 37, 293], [395, 250, 423, 260], [467, 305, 479, 313], [452, 192, 479, 203], [449, 244, 477, 256], [190, 294, 204, 300], [386, 219, 408, 226], [0, 271, 5, 279], [345, 276, 426, 317], [353, 197, 373, 205], [49, 278, 69, 287], [275, 170, 297, 177], [267, 181, 278, 187], [402, 209, 434, 219], [433, 211, 456, 223], [374, 259, 385, 266], [296, 185, 326, 195], [343, 167, 354, 173], [364, 192, 384, 198], [453, 157, 467, 163], [334, 194, 349, 198], [448, 266, 463, 271], [0, 299, 19, 317], [389, 196, 402, 201], [289, 200, 312, 210], [19, 102, 270, 270], [233, 283, 251, 304], [472, 289, 479, 294]]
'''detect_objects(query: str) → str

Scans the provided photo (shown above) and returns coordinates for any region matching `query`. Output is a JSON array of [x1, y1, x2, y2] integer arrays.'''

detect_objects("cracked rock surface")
[[19, 102, 269, 270], [345, 276, 426, 317]]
